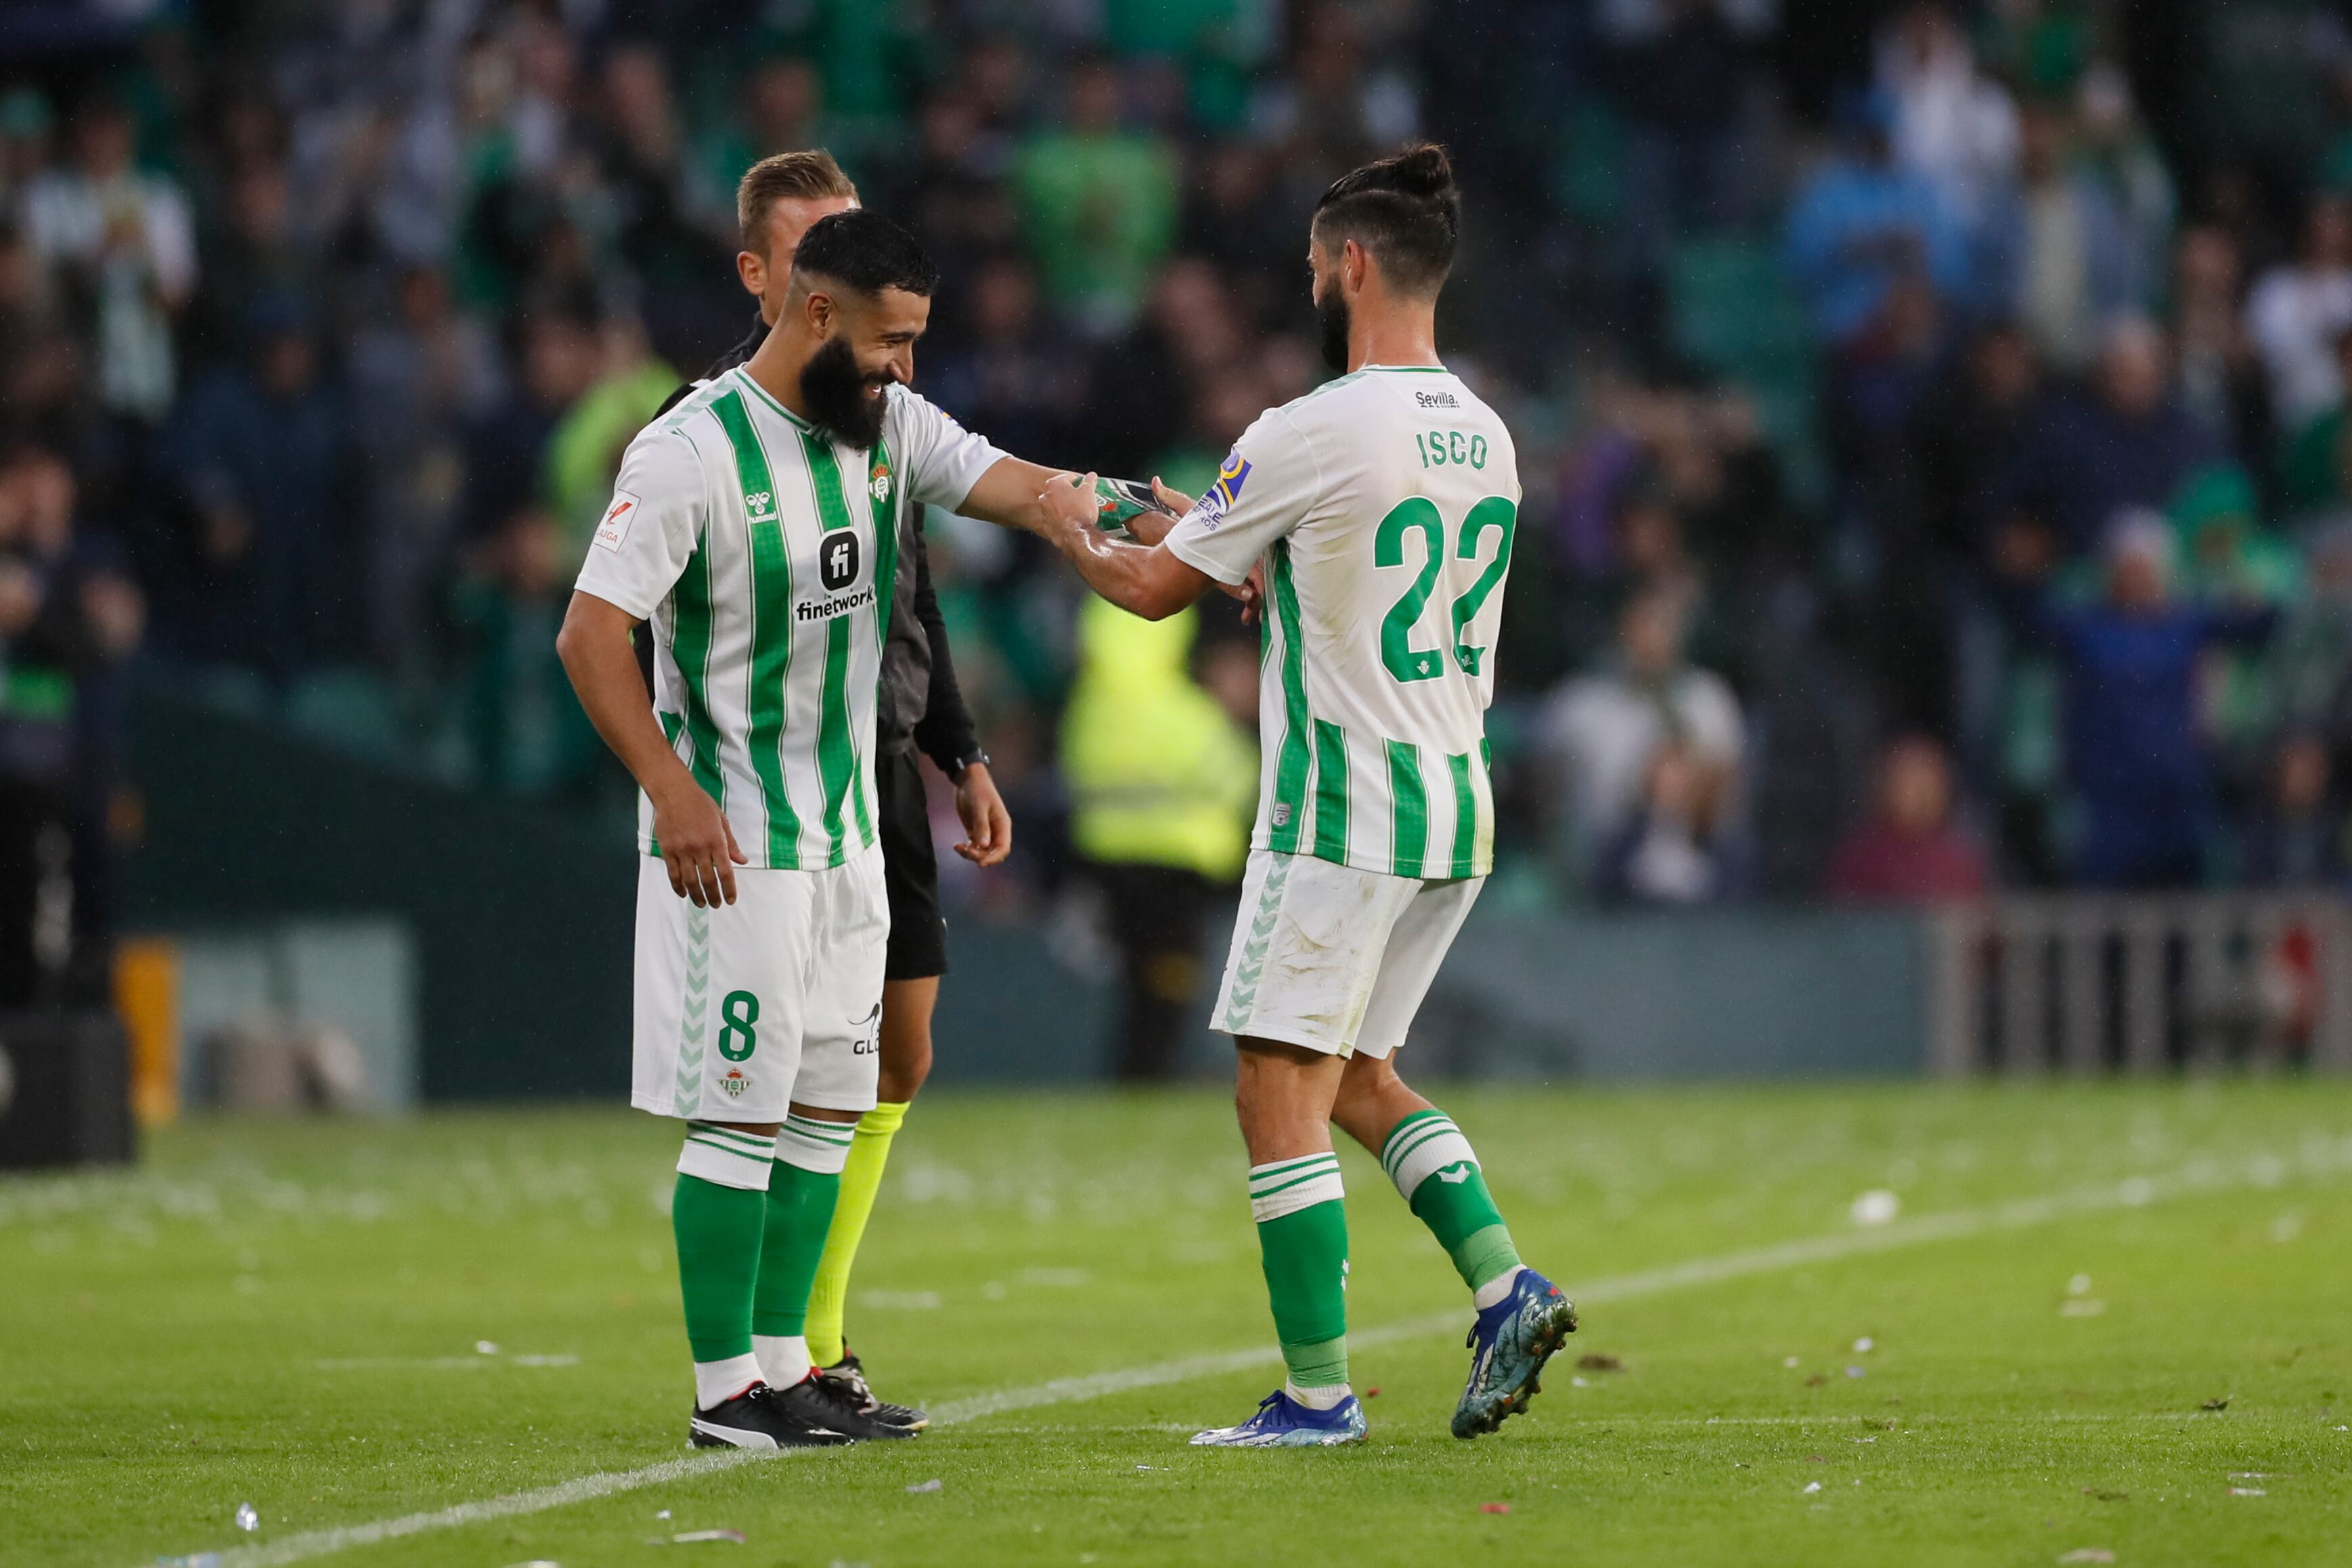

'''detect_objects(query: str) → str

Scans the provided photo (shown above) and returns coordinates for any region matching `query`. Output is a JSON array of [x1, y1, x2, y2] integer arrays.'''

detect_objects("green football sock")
[[1379, 1108, 1523, 1293], [1249, 1154, 1351, 1388], [671, 1124, 779, 1368], [749, 1112, 857, 1382]]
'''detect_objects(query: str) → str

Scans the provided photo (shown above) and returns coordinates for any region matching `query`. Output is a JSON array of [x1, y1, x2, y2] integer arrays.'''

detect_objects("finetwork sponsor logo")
[[797, 585, 877, 623], [1415, 390, 1460, 408]]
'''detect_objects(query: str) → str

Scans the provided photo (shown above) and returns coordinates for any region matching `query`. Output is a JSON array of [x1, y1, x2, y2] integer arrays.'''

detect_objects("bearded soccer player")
[[558, 208, 1086, 1448], [1027, 144, 1576, 1447], [649, 150, 1012, 1431]]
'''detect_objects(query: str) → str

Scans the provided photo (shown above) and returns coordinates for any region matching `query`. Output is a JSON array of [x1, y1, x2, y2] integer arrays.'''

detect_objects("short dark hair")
[[736, 150, 858, 250], [1311, 143, 1460, 297], [791, 208, 939, 298]]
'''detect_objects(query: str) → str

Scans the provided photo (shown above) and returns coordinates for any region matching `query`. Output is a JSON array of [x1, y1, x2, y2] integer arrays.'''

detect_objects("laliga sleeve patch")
[[594, 489, 642, 552], [1204, 448, 1253, 516]]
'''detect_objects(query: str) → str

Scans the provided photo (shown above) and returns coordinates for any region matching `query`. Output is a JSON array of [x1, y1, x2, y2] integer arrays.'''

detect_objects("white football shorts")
[[1209, 848, 1484, 1058], [630, 847, 887, 1121]]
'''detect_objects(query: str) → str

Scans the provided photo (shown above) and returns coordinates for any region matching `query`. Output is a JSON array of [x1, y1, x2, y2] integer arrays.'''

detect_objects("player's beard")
[[1315, 280, 1352, 373], [800, 334, 891, 449]]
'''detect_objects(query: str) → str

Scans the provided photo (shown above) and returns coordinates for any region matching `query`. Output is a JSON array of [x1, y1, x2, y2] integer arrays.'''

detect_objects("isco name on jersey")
[[1162, 365, 1522, 881]]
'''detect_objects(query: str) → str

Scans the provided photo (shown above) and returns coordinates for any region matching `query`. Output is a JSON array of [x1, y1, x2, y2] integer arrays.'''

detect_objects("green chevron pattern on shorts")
[[673, 903, 712, 1116], [1222, 853, 1293, 1033]]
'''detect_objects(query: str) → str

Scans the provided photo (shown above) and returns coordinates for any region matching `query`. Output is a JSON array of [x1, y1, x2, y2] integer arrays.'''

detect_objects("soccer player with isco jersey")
[[1029, 145, 1577, 1448], [558, 208, 1084, 1450]]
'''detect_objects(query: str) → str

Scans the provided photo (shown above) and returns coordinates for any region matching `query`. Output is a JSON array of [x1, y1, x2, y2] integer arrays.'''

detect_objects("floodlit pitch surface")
[[4, 1084, 2351, 1567]]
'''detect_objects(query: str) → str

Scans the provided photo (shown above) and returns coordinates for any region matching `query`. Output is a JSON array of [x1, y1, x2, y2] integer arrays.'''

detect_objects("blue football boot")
[[1190, 1388, 1369, 1448], [1452, 1268, 1578, 1438]]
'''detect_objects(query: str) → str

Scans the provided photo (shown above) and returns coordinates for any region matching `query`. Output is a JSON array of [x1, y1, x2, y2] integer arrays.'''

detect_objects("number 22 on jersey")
[[1375, 493, 1517, 684]]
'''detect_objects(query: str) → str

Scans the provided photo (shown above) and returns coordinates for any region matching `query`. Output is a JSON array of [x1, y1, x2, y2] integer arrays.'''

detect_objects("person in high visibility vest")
[[1061, 596, 1257, 1079]]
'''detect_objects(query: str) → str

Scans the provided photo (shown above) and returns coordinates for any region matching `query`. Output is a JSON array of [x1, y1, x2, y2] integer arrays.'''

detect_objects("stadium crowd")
[[7, 0, 2352, 922]]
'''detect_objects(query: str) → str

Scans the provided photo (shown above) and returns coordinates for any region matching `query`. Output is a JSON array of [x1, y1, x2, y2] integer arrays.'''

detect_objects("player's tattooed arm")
[[1031, 471, 1219, 622], [557, 589, 748, 908]]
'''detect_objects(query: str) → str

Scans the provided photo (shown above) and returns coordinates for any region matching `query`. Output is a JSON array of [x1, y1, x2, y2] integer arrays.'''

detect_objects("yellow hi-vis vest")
[[1059, 598, 1257, 879]]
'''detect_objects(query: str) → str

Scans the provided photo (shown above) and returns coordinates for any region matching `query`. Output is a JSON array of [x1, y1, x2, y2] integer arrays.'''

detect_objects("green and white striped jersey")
[[1164, 365, 1519, 880], [575, 367, 1006, 869]]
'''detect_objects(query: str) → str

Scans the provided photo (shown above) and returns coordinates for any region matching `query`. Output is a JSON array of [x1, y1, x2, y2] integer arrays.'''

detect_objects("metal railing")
[[1926, 895, 2352, 1075]]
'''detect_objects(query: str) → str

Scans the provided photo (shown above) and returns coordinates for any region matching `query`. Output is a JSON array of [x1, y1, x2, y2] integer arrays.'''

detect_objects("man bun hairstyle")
[[791, 208, 940, 298], [1311, 142, 1461, 296], [736, 149, 858, 250]]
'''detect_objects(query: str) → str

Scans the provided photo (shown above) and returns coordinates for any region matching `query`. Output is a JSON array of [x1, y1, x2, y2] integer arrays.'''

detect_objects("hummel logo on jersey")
[[594, 489, 642, 552], [746, 489, 776, 520]]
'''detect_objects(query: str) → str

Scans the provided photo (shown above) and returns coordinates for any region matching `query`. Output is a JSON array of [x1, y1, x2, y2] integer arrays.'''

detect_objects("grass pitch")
[[5, 1082, 2351, 1568]]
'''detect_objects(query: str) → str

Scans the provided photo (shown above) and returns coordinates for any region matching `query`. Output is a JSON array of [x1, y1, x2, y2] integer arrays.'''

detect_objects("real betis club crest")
[[720, 1068, 751, 1099], [868, 455, 893, 506]]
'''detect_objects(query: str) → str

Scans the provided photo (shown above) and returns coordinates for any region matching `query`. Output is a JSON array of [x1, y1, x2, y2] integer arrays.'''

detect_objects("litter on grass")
[[1845, 1366, 1867, 1378], [2061, 1299, 2107, 1317], [2056, 1551, 2115, 1565], [2229, 1487, 2266, 1498], [657, 1509, 671, 1519], [234, 1504, 258, 1533], [1852, 1337, 1874, 1353], [1802, 1481, 1822, 1495], [1577, 1353, 1624, 1372], [1783, 1356, 1800, 1368], [476, 1341, 500, 1356], [1364, 1386, 1381, 1397], [2201, 1397, 2231, 1411], [1479, 1503, 1511, 1515], [907, 1479, 944, 1493], [1570, 1376, 1589, 1387], [1850, 1190, 1900, 1226], [650, 1529, 746, 1544]]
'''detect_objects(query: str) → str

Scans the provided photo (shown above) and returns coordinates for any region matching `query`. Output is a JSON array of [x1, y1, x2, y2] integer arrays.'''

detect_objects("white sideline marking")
[[155, 1139, 2351, 1568]]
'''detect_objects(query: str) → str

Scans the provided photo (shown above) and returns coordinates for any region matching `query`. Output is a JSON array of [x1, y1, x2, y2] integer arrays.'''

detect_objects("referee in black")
[[647, 152, 1010, 1428]]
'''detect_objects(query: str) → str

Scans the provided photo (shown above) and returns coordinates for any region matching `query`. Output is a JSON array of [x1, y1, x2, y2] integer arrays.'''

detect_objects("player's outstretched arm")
[[556, 589, 747, 908], [1029, 470, 1218, 622]]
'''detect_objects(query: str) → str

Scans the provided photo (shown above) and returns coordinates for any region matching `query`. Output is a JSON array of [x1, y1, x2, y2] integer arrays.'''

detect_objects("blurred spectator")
[[543, 311, 675, 560], [1612, 0, 1756, 270], [2252, 522, 2352, 745], [2247, 194, 2352, 429], [2171, 224, 2273, 481], [1877, 1, 2017, 258], [1015, 58, 1179, 336], [1059, 600, 1255, 1080], [1989, 315, 2214, 560], [924, 254, 1082, 464], [0, 443, 140, 1004], [1593, 736, 1744, 904], [1999, 511, 2276, 889], [1784, 87, 1971, 349], [2240, 732, 2347, 888], [23, 93, 194, 420], [158, 296, 355, 676], [447, 503, 596, 797], [456, 309, 599, 551], [348, 264, 504, 668], [1825, 734, 1989, 901], [1540, 588, 1745, 886], [1987, 96, 2159, 372]]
